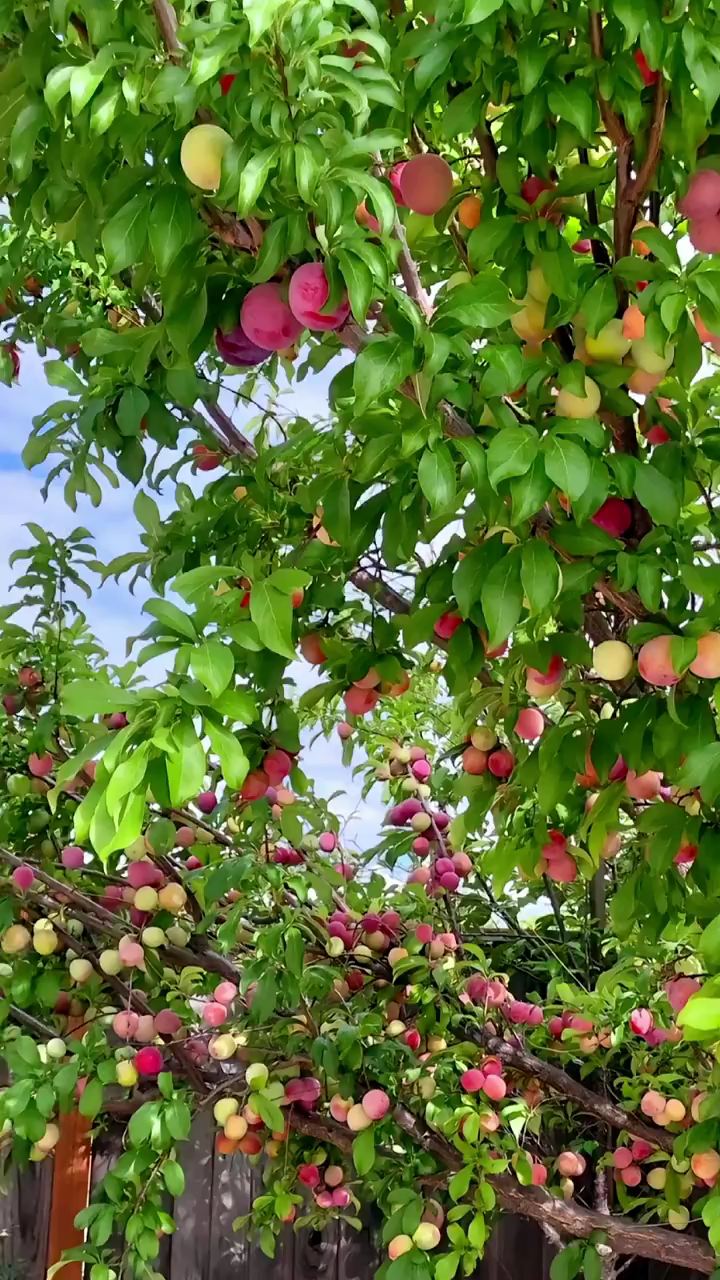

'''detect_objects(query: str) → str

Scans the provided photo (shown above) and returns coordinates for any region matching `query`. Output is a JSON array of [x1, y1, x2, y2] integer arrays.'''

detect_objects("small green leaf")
[[352, 1125, 376, 1175], [163, 1160, 185, 1198], [543, 435, 591, 503], [191, 640, 234, 699], [487, 427, 538, 490], [481, 549, 523, 648], [418, 444, 457, 512], [521, 541, 560, 615], [249, 581, 295, 659]]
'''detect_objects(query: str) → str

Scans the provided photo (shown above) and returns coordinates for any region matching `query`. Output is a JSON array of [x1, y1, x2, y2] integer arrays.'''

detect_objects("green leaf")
[[633, 461, 681, 527], [204, 720, 249, 789], [547, 81, 595, 139], [244, 0, 285, 44], [521, 542, 560, 615], [144, 597, 197, 641], [150, 187, 197, 276], [700, 915, 720, 972], [678, 997, 720, 1034], [337, 249, 374, 324], [237, 145, 280, 216], [165, 1099, 192, 1140], [62, 679, 135, 719], [249, 581, 295, 659], [78, 1078, 103, 1119], [481, 549, 523, 648], [464, 0, 502, 21], [102, 193, 150, 275], [418, 445, 457, 512], [352, 336, 416, 414], [191, 640, 234, 699], [543, 436, 591, 503], [165, 719, 207, 806], [434, 274, 517, 331], [163, 1160, 185, 1198], [116, 386, 149, 436], [352, 1125, 376, 1175], [487, 427, 538, 490], [550, 1243, 584, 1280], [44, 360, 85, 394], [448, 1164, 473, 1201]]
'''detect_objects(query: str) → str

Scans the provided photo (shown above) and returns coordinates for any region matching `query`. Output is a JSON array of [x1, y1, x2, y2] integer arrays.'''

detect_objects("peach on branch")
[[215, 322, 268, 368], [462, 745, 487, 775], [525, 654, 565, 698], [632, 338, 674, 376], [412, 1223, 441, 1251], [626, 769, 663, 800], [488, 748, 514, 778], [689, 632, 720, 677], [28, 752, 53, 777], [691, 219, 720, 254], [592, 640, 633, 681], [510, 297, 547, 344], [398, 153, 453, 215], [623, 304, 645, 340], [585, 319, 631, 364], [555, 375, 600, 418], [343, 685, 380, 716], [634, 49, 659, 86], [11, 864, 34, 892], [647, 1168, 667, 1190], [515, 707, 545, 740], [193, 444, 223, 472], [641, 1089, 666, 1118], [388, 1236, 414, 1260], [457, 195, 482, 229], [68, 958, 93, 983], [180, 123, 232, 191], [638, 635, 681, 686], [521, 176, 556, 208], [300, 633, 327, 665], [434, 610, 462, 640], [240, 283, 303, 352], [288, 263, 350, 331]]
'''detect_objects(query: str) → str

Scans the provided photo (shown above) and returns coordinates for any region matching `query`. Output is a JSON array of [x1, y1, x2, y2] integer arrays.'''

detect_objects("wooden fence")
[[0, 1109, 708, 1280]]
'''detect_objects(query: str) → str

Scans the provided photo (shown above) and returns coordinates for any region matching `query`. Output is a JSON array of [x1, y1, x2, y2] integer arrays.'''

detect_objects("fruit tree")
[[4, 1, 720, 1278]]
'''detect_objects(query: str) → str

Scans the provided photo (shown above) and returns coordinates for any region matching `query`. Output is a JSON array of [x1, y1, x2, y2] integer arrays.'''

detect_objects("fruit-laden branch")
[[0, 846, 241, 983], [290, 1101, 714, 1273], [464, 1025, 673, 1153]]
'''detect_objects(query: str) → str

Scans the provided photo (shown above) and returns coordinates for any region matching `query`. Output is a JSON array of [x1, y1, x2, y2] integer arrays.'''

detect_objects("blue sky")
[[0, 344, 387, 851]]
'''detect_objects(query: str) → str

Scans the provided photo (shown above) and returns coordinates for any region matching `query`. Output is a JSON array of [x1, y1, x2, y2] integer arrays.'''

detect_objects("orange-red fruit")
[[462, 746, 487, 775], [343, 685, 380, 716], [457, 195, 482, 229], [398, 153, 454, 216], [690, 633, 720, 678], [300, 633, 327, 665], [637, 635, 681, 687], [515, 708, 544, 741]]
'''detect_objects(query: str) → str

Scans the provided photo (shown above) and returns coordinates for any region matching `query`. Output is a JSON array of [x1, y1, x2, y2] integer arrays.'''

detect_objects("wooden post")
[[45, 1017, 92, 1280]]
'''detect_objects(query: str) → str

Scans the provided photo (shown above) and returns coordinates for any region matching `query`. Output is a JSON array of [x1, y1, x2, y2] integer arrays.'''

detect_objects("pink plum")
[[288, 263, 350, 331], [240, 283, 303, 352]]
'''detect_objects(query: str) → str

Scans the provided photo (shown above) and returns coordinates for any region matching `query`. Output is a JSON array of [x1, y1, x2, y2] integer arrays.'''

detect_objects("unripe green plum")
[[585, 319, 631, 364], [592, 641, 633, 681], [556, 376, 601, 418], [632, 338, 674, 375]]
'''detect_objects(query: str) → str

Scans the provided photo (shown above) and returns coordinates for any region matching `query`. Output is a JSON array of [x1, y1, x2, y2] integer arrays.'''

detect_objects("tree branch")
[[152, 0, 182, 59], [463, 1024, 673, 1153]]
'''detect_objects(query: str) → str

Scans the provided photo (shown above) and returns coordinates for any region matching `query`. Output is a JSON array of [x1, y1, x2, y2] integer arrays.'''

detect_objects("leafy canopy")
[[4, 0, 720, 1278]]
